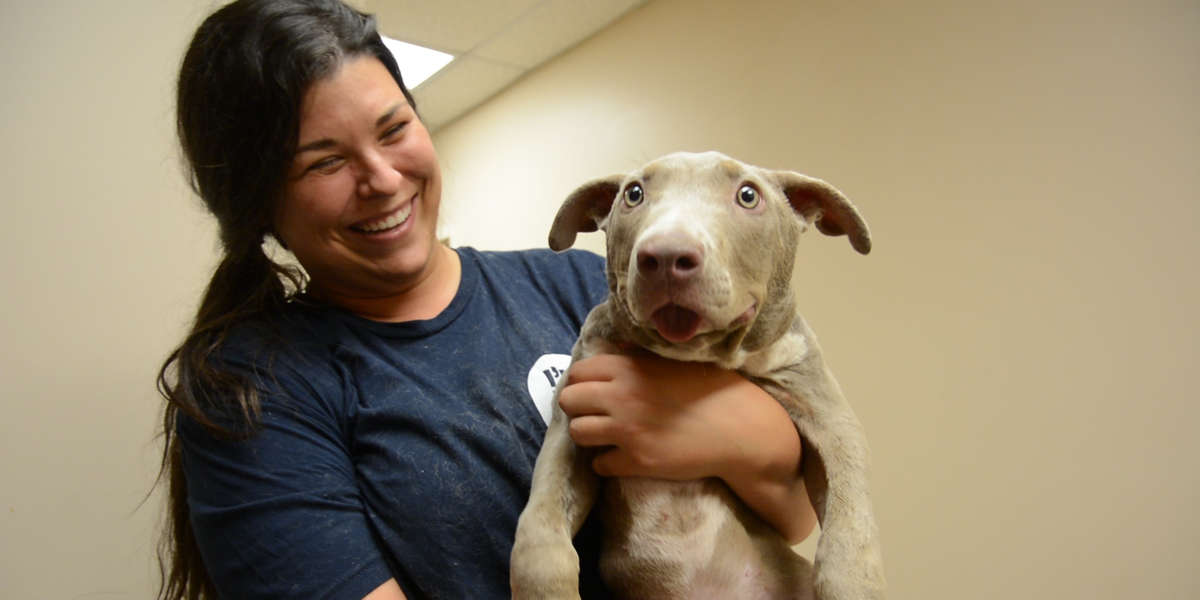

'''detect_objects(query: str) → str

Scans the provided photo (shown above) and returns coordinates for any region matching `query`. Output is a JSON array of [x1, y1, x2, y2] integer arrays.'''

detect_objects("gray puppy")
[[511, 152, 885, 599]]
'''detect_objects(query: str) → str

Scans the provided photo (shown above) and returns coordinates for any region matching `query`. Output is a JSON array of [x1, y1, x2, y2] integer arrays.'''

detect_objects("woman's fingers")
[[563, 412, 604, 440], [555, 380, 614, 418]]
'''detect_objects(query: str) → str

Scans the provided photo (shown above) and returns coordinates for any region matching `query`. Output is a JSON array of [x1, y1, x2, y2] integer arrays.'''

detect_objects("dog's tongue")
[[651, 305, 702, 343]]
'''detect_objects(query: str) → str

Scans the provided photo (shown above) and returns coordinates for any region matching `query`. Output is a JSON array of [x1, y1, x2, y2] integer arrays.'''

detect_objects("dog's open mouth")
[[651, 304, 703, 343]]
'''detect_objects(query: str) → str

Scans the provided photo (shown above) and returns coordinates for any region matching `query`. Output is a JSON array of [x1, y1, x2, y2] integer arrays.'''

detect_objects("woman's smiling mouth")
[[352, 201, 413, 234]]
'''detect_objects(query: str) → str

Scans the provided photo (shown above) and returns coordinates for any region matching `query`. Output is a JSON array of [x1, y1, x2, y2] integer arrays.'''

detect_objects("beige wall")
[[1, 0, 1196, 598], [0, 1, 218, 597], [432, 0, 1199, 598]]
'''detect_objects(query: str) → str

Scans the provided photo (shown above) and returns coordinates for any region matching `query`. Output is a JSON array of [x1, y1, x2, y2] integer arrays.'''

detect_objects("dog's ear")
[[548, 176, 622, 251], [775, 171, 872, 255]]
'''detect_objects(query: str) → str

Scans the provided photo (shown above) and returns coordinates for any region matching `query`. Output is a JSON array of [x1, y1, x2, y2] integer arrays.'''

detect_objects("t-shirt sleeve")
[[570, 249, 610, 308], [540, 248, 610, 322], [177, 343, 394, 600]]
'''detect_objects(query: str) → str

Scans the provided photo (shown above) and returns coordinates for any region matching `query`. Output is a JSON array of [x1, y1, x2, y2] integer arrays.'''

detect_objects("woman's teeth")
[[356, 204, 412, 233]]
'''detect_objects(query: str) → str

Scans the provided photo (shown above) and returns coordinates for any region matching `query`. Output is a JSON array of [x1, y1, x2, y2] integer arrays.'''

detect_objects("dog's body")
[[510, 152, 885, 599]]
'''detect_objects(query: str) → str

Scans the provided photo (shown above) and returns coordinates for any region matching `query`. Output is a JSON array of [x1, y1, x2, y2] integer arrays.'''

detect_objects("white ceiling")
[[358, 0, 648, 131]]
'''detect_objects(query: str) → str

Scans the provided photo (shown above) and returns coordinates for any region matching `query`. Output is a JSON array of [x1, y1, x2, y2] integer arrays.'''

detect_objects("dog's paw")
[[813, 547, 886, 600], [510, 533, 583, 600], [814, 572, 885, 600], [510, 565, 583, 600]]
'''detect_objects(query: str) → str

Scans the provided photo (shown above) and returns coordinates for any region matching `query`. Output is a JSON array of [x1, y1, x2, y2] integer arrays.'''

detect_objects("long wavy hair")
[[156, 1, 414, 597]]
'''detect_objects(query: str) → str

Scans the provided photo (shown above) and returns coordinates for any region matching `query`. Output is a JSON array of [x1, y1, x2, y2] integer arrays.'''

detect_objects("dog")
[[510, 151, 884, 599]]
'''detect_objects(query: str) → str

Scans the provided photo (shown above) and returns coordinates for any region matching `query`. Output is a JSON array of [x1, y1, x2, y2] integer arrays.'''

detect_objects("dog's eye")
[[736, 185, 759, 209], [624, 184, 644, 207]]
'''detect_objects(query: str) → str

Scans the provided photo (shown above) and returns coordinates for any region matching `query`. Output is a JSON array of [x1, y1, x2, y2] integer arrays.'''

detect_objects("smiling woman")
[[156, 1, 814, 599], [274, 55, 459, 322]]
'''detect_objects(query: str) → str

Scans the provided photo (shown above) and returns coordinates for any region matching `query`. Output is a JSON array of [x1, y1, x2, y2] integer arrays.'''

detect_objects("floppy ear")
[[548, 176, 622, 251], [775, 171, 872, 255]]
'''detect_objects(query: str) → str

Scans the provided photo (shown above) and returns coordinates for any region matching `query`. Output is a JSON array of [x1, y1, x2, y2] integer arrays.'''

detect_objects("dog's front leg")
[[511, 398, 599, 600], [767, 363, 886, 600]]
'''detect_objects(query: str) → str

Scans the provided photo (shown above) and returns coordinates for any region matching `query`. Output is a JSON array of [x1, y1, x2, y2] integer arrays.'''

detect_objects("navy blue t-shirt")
[[179, 247, 611, 599]]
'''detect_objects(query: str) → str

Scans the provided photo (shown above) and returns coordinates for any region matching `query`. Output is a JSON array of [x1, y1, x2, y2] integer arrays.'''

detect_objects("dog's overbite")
[[514, 151, 884, 599], [650, 304, 702, 342]]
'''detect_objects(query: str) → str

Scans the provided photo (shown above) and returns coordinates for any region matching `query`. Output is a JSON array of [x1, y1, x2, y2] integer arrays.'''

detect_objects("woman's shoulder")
[[216, 300, 343, 369], [459, 246, 608, 305], [197, 302, 356, 425]]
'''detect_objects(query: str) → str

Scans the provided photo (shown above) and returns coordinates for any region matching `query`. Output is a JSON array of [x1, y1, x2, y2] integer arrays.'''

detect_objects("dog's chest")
[[598, 478, 784, 599], [601, 478, 728, 555]]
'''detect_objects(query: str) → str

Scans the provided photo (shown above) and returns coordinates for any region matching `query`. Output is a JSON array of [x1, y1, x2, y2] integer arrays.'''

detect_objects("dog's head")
[[550, 151, 870, 363]]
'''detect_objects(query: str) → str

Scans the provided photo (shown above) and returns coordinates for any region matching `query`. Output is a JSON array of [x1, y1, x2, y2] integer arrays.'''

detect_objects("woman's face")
[[275, 54, 444, 301]]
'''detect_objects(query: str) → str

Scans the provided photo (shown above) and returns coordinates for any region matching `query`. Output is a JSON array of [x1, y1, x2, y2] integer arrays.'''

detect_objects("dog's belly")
[[598, 478, 809, 599]]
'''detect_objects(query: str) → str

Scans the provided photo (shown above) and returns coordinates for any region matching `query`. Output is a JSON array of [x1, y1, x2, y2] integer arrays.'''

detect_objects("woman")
[[157, 1, 815, 598]]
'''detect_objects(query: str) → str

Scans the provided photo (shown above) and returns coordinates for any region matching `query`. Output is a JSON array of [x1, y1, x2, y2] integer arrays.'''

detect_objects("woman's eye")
[[624, 183, 644, 207], [382, 122, 407, 141], [307, 156, 343, 174], [736, 185, 759, 209]]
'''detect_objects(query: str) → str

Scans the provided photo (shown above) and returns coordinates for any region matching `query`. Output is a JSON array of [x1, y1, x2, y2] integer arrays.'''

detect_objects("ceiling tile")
[[353, 0, 648, 132], [412, 57, 525, 131], [364, 0, 543, 54], [474, 0, 646, 68]]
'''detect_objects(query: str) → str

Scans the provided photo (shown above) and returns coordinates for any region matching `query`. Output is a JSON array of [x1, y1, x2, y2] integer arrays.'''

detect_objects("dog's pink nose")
[[636, 235, 703, 281]]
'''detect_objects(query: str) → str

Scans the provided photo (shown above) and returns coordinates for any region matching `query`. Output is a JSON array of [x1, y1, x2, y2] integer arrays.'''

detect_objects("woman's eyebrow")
[[375, 102, 404, 128], [295, 138, 335, 155]]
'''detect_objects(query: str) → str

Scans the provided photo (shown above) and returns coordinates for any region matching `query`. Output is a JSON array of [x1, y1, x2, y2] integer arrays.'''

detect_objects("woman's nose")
[[357, 150, 402, 198]]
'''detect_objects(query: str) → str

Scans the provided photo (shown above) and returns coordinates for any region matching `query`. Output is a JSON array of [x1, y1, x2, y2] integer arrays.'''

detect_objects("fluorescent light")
[[381, 36, 454, 89]]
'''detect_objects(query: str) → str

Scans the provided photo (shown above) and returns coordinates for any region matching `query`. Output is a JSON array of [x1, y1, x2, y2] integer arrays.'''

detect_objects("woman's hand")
[[556, 352, 818, 543]]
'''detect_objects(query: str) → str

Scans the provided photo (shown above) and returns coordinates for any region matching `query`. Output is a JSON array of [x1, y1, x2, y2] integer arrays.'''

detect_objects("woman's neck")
[[307, 244, 462, 323]]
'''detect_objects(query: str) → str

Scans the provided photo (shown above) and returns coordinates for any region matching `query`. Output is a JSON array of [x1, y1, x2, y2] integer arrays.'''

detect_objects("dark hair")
[[156, 1, 414, 598]]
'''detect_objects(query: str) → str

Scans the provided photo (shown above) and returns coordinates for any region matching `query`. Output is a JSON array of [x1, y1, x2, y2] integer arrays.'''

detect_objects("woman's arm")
[[556, 353, 818, 544], [363, 579, 407, 600]]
